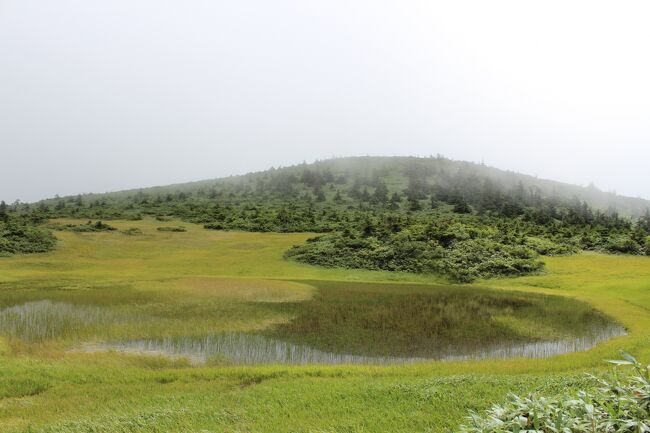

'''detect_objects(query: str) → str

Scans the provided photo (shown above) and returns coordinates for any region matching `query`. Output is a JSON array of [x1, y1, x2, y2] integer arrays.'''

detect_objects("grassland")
[[0, 218, 649, 432]]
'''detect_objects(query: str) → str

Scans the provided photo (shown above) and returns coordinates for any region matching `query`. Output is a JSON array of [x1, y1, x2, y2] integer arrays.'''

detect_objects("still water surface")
[[82, 326, 627, 365], [0, 300, 627, 365]]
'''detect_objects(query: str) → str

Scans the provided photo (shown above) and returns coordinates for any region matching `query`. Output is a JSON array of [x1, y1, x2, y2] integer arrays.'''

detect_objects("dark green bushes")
[[285, 227, 544, 282], [49, 221, 116, 232], [606, 234, 642, 254], [524, 236, 577, 255], [440, 239, 543, 282], [0, 221, 56, 255]]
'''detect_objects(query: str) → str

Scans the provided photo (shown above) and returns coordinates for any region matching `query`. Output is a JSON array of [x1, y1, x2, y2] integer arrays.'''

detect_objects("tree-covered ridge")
[[31, 156, 650, 218], [4, 156, 650, 281]]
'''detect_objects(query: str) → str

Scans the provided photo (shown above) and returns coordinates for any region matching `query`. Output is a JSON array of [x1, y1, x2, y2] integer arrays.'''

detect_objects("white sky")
[[1, 0, 649, 202]]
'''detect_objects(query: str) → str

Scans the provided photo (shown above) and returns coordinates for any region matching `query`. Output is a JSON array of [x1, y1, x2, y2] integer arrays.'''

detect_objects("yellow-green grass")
[[0, 218, 649, 432]]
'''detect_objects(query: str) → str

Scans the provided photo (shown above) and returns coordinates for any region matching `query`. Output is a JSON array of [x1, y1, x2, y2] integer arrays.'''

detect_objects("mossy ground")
[[0, 218, 648, 432]]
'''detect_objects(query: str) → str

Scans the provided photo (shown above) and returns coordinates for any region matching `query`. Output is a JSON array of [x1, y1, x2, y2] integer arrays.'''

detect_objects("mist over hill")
[[39, 156, 650, 217]]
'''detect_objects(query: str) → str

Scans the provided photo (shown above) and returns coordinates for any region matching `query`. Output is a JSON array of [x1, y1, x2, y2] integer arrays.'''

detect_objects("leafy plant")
[[458, 352, 650, 433]]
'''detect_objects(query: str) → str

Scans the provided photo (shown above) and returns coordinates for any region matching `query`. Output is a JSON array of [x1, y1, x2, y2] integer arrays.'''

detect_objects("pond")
[[0, 286, 628, 366]]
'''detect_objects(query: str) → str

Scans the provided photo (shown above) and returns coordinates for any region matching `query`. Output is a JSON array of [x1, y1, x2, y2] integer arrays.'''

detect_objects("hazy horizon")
[[2, 1, 650, 203], [3, 154, 647, 205]]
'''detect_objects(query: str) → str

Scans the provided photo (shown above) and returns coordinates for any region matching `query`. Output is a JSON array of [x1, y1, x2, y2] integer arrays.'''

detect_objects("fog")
[[1, 0, 649, 203]]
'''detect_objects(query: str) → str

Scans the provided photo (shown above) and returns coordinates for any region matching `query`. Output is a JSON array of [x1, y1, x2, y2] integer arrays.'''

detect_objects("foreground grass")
[[0, 219, 648, 432]]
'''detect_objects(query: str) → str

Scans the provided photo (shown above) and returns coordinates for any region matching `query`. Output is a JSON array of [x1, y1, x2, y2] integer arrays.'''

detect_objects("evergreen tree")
[[372, 182, 389, 204], [389, 192, 401, 210], [0, 200, 8, 223], [639, 209, 650, 232]]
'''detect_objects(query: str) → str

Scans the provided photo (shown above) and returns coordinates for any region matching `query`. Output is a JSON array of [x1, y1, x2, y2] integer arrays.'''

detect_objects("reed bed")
[[0, 300, 127, 342], [82, 324, 627, 366]]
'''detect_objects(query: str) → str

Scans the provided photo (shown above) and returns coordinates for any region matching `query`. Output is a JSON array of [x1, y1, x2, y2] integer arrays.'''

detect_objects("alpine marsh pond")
[[0, 221, 646, 432], [0, 279, 624, 365]]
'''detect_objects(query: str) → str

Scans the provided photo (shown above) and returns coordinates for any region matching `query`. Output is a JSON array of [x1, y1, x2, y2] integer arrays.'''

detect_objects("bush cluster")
[[49, 221, 116, 232], [0, 221, 56, 255], [285, 220, 544, 282], [156, 226, 187, 232]]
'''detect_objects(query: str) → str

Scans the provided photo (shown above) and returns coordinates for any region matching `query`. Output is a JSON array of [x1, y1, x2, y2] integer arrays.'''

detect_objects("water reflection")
[[82, 325, 627, 366]]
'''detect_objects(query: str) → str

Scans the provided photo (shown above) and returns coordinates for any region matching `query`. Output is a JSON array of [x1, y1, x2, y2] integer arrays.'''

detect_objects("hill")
[[38, 155, 650, 217], [3, 156, 650, 282]]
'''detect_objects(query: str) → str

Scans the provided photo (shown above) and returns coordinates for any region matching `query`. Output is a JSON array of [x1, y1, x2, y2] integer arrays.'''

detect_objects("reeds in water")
[[0, 300, 124, 342], [84, 324, 627, 366]]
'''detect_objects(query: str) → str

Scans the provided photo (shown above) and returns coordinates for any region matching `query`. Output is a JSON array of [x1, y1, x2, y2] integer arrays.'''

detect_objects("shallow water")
[[0, 300, 627, 364], [81, 325, 627, 365]]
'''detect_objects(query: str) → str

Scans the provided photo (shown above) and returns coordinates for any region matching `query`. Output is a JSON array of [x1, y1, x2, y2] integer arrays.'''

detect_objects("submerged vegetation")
[[264, 282, 615, 358]]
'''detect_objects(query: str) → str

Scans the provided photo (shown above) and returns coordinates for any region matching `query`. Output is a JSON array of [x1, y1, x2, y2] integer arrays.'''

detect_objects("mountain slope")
[[40, 156, 650, 218]]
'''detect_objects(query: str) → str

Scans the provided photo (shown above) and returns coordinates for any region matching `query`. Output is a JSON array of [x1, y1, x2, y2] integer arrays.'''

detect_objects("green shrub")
[[525, 236, 576, 255], [606, 235, 641, 254], [49, 221, 116, 232], [0, 222, 56, 254], [156, 226, 187, 232], [121, 228, 143, 236], [441, 239, 543, 283], [285, 233, 543, 282], [459, 353, 650, 433]]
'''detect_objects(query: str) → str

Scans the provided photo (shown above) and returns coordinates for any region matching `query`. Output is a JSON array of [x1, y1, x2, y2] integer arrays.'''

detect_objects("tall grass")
[[0, 300, 126, 342]]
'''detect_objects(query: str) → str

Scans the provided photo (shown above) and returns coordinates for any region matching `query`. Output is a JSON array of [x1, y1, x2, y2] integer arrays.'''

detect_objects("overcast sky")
[[1, 1, 649, 203]]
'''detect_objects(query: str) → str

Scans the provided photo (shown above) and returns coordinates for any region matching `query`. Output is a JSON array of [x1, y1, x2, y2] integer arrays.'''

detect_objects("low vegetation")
[[460, 353, 650, 433], [0, 219, 647, 432], [0, 214, 55, 256], [48, 220, 117, 232], [156, 226, 187, 232], [120, 227, 143, 235]]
